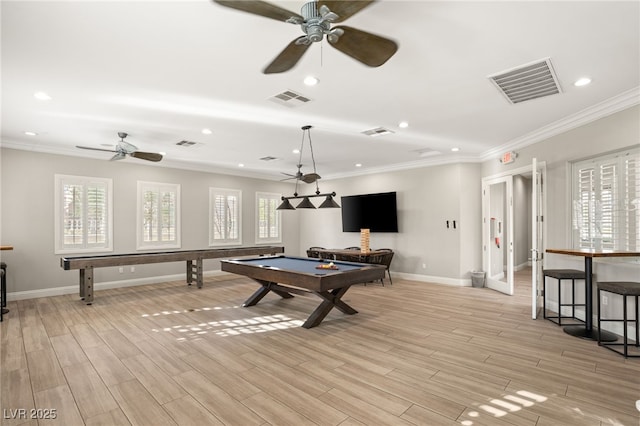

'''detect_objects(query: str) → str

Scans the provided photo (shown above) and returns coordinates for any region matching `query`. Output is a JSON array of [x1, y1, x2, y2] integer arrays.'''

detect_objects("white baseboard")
[[394, 272, 469, 287], [7, 270, 229, 302]]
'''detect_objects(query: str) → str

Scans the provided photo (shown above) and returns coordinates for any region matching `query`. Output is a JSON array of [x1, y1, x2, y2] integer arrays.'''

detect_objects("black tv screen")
[[341, 192, 398, 232]]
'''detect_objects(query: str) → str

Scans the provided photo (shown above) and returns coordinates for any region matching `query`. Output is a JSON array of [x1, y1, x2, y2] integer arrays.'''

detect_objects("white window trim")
[[209, 187, 242, 246], [571, 147, 639, 251], [255, 192, 282, 244], [137, 181, 181, 250], [54, 174, 113, 254]]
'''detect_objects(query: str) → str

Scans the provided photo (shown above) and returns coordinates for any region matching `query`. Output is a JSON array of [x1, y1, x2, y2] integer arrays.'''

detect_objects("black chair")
[[306, 247, 325, 259], [542, 269, 586, 326], [376, 249, 394, 285], [597, 281, 640, 358]]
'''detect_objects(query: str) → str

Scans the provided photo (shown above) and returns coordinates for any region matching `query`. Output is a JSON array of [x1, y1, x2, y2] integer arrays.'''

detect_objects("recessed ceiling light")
[[451, 147, 460, 152], [355, 163, 362, 168], [24, 131, 38, 136], [398, 121, 409, 128], [292, 149, 300, 154], [303, 76, 319, 86], [33, 91, 51, 100], [238, 163, 245, 167], [201, 128, 212, 135], [574, 77, 592, 87]]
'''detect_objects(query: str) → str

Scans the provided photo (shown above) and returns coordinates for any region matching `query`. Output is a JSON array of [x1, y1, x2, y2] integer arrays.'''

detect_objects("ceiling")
[[2, 1, 639, 181]]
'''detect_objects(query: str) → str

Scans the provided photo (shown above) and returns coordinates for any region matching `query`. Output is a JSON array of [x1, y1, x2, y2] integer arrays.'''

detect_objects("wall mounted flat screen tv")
[[341, 191, 398, 233]]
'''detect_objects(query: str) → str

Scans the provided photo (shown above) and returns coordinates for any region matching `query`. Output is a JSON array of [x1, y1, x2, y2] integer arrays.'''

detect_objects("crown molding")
[[481, 87, 640, 161]]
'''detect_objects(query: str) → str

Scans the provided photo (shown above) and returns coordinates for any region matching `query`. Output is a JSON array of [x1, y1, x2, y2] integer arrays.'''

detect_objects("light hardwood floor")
[[1, 269, 639, 425]]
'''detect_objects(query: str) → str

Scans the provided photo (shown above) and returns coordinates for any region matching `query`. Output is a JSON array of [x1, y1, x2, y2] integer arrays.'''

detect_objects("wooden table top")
[[0, 246, 13, 251], [546, 248, 640, 258]]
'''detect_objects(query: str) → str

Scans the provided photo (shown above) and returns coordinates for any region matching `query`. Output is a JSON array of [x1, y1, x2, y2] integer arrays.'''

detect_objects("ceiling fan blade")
[[263, 37, 312, 74], [110, 152, 126, 161], [318, 1, 375, 23], [213, 0, 303, 23], [301, 173, 321, 183], [76, 145, 118, 153], [328, 25, 398, 67], [130, 151, 163, 162]]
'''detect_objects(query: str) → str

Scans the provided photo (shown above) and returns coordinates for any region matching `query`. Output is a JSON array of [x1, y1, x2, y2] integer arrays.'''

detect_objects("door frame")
[[482, 162, 547, 302], [482, 175, 514, 295]]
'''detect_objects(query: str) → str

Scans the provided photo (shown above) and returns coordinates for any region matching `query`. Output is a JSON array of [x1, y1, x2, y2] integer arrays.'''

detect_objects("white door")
[[482, 176, 514, 295], [531, 158, 546, 318]]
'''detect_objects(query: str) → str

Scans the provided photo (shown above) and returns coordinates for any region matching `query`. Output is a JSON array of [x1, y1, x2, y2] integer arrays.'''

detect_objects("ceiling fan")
[[281, 163, 321, 183], [76, 132, 163, 162], [213, 0, 398, 74]]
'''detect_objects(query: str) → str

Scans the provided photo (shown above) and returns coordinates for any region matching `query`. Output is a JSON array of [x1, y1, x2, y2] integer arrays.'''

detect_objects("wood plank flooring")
[[1, 269, 639, 425]]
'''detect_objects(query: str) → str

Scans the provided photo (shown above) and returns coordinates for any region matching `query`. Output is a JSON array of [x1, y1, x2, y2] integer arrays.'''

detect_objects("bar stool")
[[543, 269, 586, 325], [597, 282, 640, 358]]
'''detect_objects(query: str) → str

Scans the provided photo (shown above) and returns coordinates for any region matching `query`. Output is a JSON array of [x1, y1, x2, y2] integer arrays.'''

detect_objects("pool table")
[[220, 255, 386, 328]]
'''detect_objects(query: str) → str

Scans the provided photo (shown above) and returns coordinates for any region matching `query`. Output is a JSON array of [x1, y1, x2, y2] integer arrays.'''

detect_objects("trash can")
[[471, 271, 486, 288]]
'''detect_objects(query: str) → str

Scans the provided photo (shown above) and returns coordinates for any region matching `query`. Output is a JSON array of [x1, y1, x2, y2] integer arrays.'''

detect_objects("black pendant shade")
[[296, 197, 316, 209], [318, 195, 341, 209], [276, 198, 295, 210]]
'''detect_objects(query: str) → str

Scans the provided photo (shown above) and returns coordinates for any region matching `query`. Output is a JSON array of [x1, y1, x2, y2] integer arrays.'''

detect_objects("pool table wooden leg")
[[303, 286, 357, 329], [243, 280, 294, 307]]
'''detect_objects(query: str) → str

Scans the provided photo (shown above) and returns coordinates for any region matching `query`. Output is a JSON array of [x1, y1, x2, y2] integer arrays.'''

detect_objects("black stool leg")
[[623, 295, 628, 357], [636, 296, 640, 347], [543, 276, 547, 319], [558, 278, 562, 325]]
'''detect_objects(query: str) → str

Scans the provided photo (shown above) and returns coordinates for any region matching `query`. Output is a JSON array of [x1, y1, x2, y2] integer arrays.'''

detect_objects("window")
[[55, 174, 113, 254], [572, 148, 639, 250], [209, 188, 241, 246], [256, 192, 282, 243], [137, 181, 180, 249]]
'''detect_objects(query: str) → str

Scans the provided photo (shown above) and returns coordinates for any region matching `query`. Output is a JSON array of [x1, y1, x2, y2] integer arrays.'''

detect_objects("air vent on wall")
[[362, 127, 394, 137], [488, 57, 562, 104], [269, 90, 312, 108]]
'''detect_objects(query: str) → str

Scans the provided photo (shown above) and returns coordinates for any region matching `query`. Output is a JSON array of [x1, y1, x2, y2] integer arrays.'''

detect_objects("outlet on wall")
[[130, 266, 135, 273], [118, 267, 123, 273], [602, 295, 608, 305], [422, 263, 427, 269]]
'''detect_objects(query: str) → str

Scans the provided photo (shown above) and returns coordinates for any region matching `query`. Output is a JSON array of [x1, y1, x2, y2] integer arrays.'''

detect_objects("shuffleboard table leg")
[[186, 260, 193, 285], [80, 267, 94, 304], [196, 259, 203, 289]]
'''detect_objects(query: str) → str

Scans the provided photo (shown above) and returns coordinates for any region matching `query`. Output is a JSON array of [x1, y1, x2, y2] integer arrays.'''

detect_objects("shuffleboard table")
[[61, 246, 284, 304], [220, 255, 386, 328]]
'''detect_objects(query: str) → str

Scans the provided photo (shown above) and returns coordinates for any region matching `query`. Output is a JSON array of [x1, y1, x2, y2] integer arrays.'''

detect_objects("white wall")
[[0, 149, 299, 296], [1, 105, 638, 300], [296, 163, 483, 284]]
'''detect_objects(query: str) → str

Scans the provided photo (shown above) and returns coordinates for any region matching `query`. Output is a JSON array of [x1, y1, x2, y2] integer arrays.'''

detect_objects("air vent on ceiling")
[[488, 57, 562, 104], [414, 148, 441, 158], [269, 90, 312, 108], [260, 156, 278, 161], [362, 127, 394, 137], [176, 140, 198, 147]]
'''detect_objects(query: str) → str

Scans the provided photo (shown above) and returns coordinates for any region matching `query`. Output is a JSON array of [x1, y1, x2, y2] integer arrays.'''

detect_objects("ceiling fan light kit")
[[213, 0, 398, 74], [276, 125, 340, 211]]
